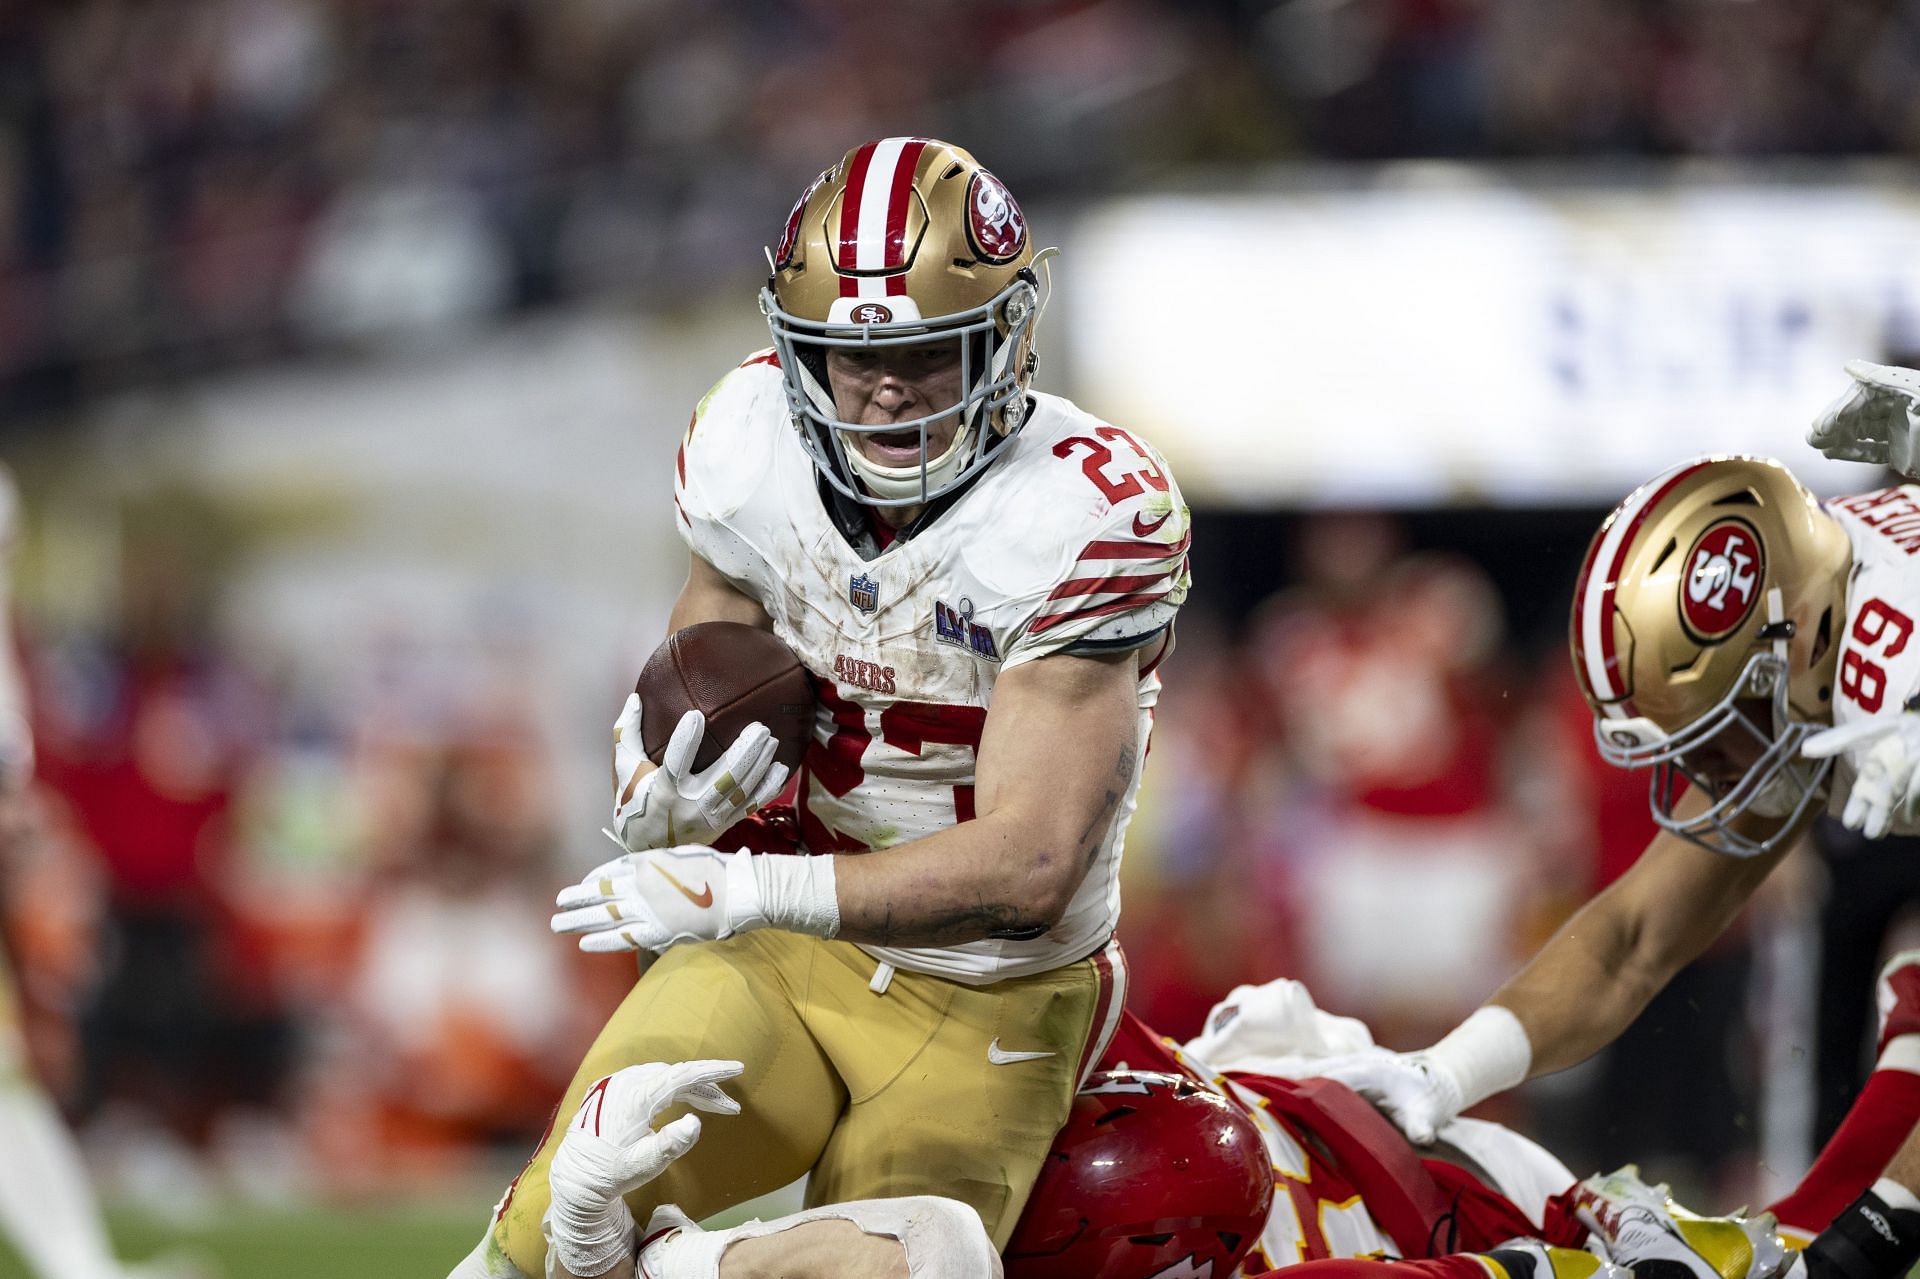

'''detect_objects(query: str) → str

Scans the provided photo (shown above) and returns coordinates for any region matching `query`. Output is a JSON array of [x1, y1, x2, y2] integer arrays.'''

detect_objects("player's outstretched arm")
[[1486, 794, 1794, 1077], [1318, 788, 1799, 1142]]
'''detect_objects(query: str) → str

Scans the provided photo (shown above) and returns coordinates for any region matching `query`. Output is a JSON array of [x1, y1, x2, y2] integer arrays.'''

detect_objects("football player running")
[[1312, 455, 1920, 1279], [450, 139, 1186, 1278]]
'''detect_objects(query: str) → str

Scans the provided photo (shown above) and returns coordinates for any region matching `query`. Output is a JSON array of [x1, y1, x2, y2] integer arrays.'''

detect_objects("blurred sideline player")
[[0, 470, 166, 1279], [525, 962, 1920, 1279], [1308, 454, 1920, 1279], [451, 137, 1190, 1278]]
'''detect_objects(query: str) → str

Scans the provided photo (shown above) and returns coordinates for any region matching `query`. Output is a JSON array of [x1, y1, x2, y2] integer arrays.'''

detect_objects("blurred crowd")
[[2, 494, 636, 1205], [6, 0, 1920, 413]]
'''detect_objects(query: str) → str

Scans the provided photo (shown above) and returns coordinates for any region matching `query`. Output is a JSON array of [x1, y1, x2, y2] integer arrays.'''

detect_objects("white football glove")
[[1803, 711, 1920, 839], [1312, 1006, 1532, 1146], [611, 694, 788, 852], [545, 1059, 744, 1277], [550, 845, 839, 954], [1808, 359, 1920, 478], [1311, 1051, 1463, 1146], [554, 847, 760, 954]]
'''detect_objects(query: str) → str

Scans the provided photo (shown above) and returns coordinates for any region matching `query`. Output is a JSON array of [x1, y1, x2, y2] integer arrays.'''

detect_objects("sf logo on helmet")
[[1680, 518, 1765, 641], [966, 169, 1027, 263]]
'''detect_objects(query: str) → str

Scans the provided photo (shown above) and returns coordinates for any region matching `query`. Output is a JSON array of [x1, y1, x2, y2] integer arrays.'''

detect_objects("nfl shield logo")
[[849, 572, 879, 614]]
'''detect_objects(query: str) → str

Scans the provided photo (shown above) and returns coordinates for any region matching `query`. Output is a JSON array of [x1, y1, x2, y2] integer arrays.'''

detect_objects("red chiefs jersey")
[[1099, 1012, 1571, 1275]]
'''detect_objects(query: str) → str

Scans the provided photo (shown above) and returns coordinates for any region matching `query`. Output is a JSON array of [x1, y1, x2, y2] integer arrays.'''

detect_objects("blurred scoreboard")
[[1061, 166, 1920, 506]]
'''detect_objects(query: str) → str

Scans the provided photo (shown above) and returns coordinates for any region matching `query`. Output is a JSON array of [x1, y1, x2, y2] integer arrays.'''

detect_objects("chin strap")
[[1766, 587, 1792, 665]]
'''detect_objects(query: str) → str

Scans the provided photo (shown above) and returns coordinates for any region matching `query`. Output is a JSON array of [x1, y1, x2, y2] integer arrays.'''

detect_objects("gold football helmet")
[[1571, 456, 1853, 856], [761, 137, 1043, 509]]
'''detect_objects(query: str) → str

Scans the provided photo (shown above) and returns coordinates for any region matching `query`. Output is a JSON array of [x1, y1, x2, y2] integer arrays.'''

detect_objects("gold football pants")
[[487, 930, 1124, 1277]]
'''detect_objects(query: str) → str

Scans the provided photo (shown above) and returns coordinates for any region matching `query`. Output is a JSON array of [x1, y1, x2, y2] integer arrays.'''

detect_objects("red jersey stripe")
[[1030, 589, 1172, 634], [1046, 571, 1169, 602], [1078, 532, 1191, 562]]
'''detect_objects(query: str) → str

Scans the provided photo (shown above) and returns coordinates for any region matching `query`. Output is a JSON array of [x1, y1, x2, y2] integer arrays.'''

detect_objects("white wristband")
[[747, 853, 841, 938], [1426, 1005, 1533, 1112], [1873, 1177, 1920, 1215], [545, 1196, 637, 1277]]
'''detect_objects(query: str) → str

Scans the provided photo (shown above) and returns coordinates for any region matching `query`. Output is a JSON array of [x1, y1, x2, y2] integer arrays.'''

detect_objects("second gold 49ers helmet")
[[1572, 456, 1853, 856], [761, 137, 1043, 509]]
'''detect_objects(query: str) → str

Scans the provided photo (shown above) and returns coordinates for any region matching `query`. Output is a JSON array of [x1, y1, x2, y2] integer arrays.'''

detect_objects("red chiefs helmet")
[[1005, 1071, 1274, 1279]]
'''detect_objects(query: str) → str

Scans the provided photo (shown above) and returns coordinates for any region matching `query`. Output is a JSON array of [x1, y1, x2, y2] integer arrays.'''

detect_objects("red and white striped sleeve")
[[1003, 512, 1192, 669]]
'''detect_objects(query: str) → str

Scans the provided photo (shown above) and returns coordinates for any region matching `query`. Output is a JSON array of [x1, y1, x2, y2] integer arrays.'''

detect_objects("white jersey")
[[1824, 484, 1920, 837], [673, 351, 1191, 983]]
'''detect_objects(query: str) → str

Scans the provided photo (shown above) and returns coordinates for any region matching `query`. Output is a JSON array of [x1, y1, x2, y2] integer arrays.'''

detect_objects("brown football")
[[634, 621, 815, 773]]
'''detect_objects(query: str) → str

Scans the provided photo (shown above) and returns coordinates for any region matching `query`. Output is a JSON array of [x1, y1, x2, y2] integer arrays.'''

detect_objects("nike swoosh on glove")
[[1804, 711, 1920, 840], [1808, 359, 1920, 479], [552, 847, 764, 954], [611, 695, 788, 852]]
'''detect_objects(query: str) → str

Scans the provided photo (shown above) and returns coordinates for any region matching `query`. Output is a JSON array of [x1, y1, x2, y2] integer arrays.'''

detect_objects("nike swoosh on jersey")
[[1131, 510, 1172, 536], [986, 1039, 1058, 1065], [652, 863, 715, 909]]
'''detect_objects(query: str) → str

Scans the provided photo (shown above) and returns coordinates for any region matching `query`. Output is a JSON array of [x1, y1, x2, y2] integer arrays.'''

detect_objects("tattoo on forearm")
[[877, 899, 1045, 946]]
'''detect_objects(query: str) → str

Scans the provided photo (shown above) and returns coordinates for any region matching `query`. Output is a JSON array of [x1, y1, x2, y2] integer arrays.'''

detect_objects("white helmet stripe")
[[1579, 458, 1711, 717], [853, 137, 911, 272]]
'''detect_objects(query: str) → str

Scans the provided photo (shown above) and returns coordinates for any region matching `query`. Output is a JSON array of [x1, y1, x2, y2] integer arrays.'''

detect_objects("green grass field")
[[0, 1202, 483, 1279], [0, 1183, 799, 1278]]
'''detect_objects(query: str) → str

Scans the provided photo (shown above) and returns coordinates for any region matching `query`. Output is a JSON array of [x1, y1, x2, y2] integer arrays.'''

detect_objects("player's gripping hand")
[[1314, 1006, 1531, 1145], [611, 694, 788, 853], [554, 847, 759, 953], [546, 1059, 744, 1277], [1311, 1050, 1463, 1146], [1808, 359, 1920, 478], [551, 845, 839, 953], [1804, 710, 1920, 839]]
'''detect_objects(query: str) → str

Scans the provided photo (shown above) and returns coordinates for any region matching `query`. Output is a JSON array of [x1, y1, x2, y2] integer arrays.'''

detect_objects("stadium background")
[[2, 0, 1919, 1272]]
